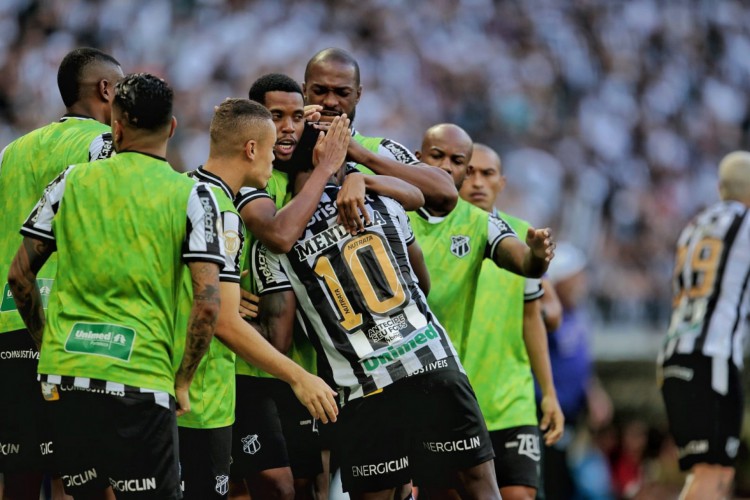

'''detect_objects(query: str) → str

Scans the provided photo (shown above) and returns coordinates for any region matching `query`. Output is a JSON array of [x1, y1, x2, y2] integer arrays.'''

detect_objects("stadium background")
[[0, 0, 748, 495]]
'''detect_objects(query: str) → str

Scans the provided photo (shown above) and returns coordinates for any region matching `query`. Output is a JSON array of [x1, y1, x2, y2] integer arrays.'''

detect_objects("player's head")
[[416, 123, 473, 190], [303, 48, 361, 123], [718, 151, 750, 206], [112, 73, 175, 152], [249, 73, 306, 162], [210, 98, 275, 189], [57, 47, 123, 122], [460, 143, 506, 213]]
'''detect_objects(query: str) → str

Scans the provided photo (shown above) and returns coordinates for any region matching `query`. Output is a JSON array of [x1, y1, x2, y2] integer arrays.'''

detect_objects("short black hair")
[[304, 48, 360, 86], [57, 47, 120, 107], [114, 73, 173, 130], [248, 73, 303, 106]]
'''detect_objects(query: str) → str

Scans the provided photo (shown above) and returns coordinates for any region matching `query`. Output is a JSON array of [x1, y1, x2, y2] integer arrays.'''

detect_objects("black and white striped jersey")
[[661, 200, 750, 369], [253, 185, 462, 403]]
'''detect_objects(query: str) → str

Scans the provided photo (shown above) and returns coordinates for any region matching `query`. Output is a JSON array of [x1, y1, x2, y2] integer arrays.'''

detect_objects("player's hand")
[[312, 114, 351, 176], [175, 383, 191, 417], [239, 274, 260, 319], [304, 104, 323, 123], [290, 373, 339, 424], [526, 227, 555, 263], [337, 173, 371, 235], [539, 394, 564, 446]]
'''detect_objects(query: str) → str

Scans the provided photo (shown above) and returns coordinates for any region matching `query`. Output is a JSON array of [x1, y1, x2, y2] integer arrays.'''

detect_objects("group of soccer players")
[[1, 43, 744, 500]]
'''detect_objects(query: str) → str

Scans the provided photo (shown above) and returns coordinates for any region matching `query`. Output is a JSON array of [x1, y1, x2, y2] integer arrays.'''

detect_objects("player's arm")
[[491, 220, 554, 278], [522, 290, 564, 445], [176, 261, 222, 417], [8, 237, 54, 349], [407, 240, 430, 296], [347, 138, 457, 213], [337, 173, 425, 233], [240, 115, 350, 254], [176, 183, 226, 416], [8, 165, 73, 349], [215, 281, 338, 423], [540, 277, 562, 332]]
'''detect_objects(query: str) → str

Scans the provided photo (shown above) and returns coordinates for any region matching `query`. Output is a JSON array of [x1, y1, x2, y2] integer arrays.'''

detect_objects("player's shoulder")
[[495, 210, 530, 235]]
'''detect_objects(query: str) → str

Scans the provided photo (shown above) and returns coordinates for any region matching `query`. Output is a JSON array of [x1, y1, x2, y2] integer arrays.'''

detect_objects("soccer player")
[[177, 98, 338, 499], [408, 124, 556, 358], [658, 151, 750, 500], [249, 161, 554, 500], [0, 47, 122, 498], [8, 73, 223, 499], [303, 47, 458, 214], [459, 143, 563, 499], [233, 73, 423, 500]]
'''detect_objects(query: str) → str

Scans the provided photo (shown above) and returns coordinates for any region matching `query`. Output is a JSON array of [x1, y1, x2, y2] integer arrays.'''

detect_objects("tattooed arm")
[[175, 261, 221, 417], [253, 290, 296, 354], [7, 237, 55, 350]]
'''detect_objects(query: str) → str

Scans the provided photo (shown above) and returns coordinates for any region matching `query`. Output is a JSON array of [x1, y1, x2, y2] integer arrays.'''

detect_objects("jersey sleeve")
[[89, 132, 115, 161], [486, 212, 518, 259], [378, 138, 420, 165], [218, 211, 244, 283], [524, 277, 544, 302], [235, 186, 272, 212], [20, 164, 76, 242], [252, 241, 292, 295], [183, 183, 226, 266], [383, 196, 415, 245]]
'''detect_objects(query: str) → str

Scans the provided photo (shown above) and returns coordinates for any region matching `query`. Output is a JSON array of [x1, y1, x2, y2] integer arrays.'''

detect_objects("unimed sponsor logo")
[[63, 468, 97, 487], [351, 457, 408, 477], [362, 324, 440, 372], [423, 436, 481, 453], [109, 477, 157, 492]]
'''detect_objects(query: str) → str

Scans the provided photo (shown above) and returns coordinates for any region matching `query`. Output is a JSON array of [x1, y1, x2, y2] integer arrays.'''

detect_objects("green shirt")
[[177, 167, 245, 429], [0, 116, 112, 333], [23, 152, 225, 395], [463, 211, 542, 430], [408, 199, 517, 356], [350, 130, 420, 176]]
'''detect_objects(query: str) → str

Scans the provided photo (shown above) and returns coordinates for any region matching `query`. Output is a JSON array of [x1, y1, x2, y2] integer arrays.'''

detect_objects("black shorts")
[[47, 386, 181, 499], [179, 426, 232, 499], [489, 426, 540, 489], [231, 376, 321, 480], [661, 353, 744, 471], [0, 329, 54, 473], [336, 368, 494, 493]]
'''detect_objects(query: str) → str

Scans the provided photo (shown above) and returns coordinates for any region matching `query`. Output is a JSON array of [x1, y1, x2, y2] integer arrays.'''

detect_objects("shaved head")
[[718, 151, 750, 204], [420, 124, 473, 155], [209, 98, 273, 158]]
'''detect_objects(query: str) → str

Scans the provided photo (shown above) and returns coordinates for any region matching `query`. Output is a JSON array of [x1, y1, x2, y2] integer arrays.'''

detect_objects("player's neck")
[[66, 101, 106, 125], [202, 159, 241, 197]]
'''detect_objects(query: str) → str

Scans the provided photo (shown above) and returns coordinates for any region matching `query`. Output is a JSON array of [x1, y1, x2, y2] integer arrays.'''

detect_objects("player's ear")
[[355, 85, 362, 104], [245, 140, 257, 161], [415, 150, 422, 161], [168, 116, 177, 139], [97, 79, 109, 103]]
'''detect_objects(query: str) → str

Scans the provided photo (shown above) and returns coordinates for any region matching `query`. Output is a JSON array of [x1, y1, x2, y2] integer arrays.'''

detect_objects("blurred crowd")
[[1, 0, 748, 332]]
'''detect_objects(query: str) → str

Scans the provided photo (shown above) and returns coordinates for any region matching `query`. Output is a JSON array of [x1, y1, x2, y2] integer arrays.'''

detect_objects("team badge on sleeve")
[[450, 235, 471, 258]]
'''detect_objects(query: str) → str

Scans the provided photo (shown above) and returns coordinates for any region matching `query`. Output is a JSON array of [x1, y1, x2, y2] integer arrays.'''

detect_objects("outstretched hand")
[[290, 373, 339, 424], [526, 227, 555, 262], [304, 104, 323, 123], [313, 114, 351, 177]]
